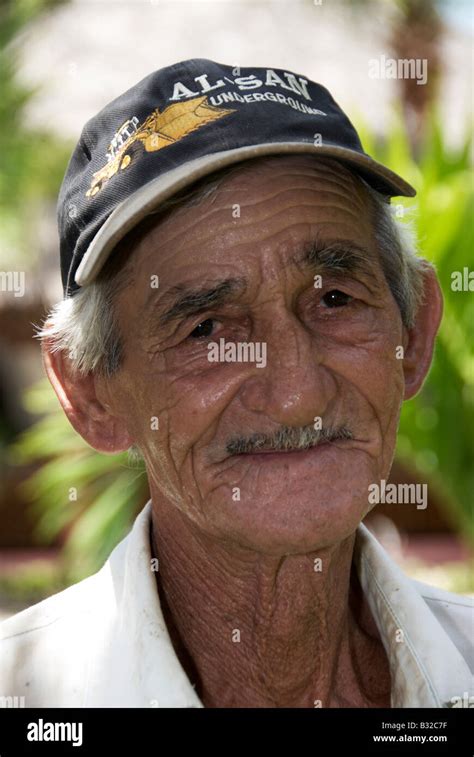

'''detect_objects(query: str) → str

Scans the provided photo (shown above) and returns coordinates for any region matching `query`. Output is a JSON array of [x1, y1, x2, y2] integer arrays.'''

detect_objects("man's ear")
[[42, 339, 134, 454], [403, 266, 443, 400]]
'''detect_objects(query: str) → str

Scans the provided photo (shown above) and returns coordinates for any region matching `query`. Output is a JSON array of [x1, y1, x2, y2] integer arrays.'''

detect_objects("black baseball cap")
[[58, 57, 416, 298]]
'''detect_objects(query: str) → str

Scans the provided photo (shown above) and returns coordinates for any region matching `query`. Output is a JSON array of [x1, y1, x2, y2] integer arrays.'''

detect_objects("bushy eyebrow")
[[148, 239, 378, 330], [156, 278, 247, 327], [294, 239, 379, 281]]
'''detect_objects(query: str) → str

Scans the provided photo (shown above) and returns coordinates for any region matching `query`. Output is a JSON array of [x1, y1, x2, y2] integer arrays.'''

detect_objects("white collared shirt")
[[0, 501, 472, 707]]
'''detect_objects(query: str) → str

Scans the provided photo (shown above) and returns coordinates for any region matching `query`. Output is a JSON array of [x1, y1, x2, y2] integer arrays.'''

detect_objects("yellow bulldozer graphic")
[[86, 96, 236, 198]]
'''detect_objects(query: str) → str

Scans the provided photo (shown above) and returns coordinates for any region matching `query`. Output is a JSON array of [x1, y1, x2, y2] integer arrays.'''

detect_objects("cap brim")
[[74, 142, 416, 287]]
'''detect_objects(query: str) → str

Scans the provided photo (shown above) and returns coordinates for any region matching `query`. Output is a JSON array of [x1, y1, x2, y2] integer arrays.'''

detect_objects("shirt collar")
[[354, 523, 472, 707], [83, 500, 202, 707]]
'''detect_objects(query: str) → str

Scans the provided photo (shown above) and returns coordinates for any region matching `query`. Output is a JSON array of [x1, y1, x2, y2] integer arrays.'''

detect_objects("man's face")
[[107, 155, 407, 553]]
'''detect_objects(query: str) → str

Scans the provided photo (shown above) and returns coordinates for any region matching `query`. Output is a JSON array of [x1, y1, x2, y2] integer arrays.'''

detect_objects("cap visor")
[[75, 142, 416, 287]]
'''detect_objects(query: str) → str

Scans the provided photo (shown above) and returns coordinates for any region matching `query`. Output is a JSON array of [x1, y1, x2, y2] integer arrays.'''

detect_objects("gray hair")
[[37, 156, 427, 379]]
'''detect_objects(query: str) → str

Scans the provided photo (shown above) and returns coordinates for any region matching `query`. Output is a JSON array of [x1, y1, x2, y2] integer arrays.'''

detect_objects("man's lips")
[[232, 441, 337, 463]]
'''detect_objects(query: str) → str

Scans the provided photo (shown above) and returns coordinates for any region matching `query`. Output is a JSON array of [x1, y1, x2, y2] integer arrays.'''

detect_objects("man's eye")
[[188, 318, 216, 339], [321, 290, 352, 308]]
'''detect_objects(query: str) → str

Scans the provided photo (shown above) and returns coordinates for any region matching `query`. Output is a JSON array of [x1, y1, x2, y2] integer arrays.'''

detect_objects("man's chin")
[[208, 489, 368, 555]]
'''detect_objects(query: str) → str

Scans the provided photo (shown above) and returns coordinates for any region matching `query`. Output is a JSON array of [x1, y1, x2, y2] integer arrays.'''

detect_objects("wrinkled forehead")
[[108, 153, 378, 305], [167, 154, 371, 215], [137, 155, 373, 251]]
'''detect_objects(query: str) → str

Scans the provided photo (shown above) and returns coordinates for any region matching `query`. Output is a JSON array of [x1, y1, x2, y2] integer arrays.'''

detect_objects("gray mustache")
[[226, 425, 353, 455]]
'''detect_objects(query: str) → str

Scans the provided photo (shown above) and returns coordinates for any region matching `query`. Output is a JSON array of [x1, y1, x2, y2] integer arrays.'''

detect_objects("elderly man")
[[0, 59, 472, 709]]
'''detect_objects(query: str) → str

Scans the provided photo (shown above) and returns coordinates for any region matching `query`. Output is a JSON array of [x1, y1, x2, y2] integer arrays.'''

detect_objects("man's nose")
[[238, 309, 335, 428]]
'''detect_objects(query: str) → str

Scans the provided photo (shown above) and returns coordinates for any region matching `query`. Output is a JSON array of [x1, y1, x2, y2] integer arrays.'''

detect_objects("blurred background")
[[0, 0, 472, 620]]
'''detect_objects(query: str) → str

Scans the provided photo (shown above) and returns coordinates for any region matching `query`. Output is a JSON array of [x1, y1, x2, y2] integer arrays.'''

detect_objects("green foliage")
[[0, 0, 71, 268], [0, 559, 67, 604], [357, 114, 474, 540], [9, 381, 149, 582]]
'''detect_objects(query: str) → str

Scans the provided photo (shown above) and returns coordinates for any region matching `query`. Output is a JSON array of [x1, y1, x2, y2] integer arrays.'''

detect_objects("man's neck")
[[149, 499, 391, 708]]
